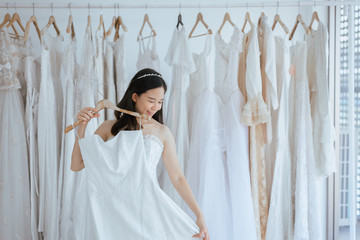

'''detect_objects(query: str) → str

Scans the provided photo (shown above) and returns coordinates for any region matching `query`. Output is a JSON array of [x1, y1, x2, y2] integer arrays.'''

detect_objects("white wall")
[[0, 0, 330, 238]]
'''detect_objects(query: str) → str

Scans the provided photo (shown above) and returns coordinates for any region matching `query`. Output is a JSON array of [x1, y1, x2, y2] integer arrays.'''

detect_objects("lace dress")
[[290, 41, 322, 240], [37, 30, 63, 240], [113, 33, 127, 102], [306, 21, 336, 177], [78, 131, 199, 240], [0, 28, 31, 240], [94, 29, 105, 124], [104, 39, 116, 120], [240, 22, 270, 240], [136, 35, 160, 72], [215, 26, 257, 240], [158, 27, 195, 206], [265, 36, 293, 240]]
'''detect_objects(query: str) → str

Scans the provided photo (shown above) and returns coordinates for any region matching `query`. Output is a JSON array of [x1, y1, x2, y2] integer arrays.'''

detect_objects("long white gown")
[[265, 36, 293, 240], [94, 30, 106, 125], [59, 33, 78, 240], [214, 26, 257, 240], [114, 33, 127, 102], [37, 30, 63, 240], [24, 38, 41, 240], [78, 131, 199, 240], [290, 41, 322, 240], [136, 35, 160, 72], [104, 39, 116, 120], [159, 27, 195, 206], [306, 21, 336, 178], [186, 34, 231, 240], [0, 28, 31, 240]]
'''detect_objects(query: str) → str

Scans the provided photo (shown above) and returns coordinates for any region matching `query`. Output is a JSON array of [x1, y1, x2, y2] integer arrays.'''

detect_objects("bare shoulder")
[[94, 120, 117, 141], [156, 123, 174, 145]]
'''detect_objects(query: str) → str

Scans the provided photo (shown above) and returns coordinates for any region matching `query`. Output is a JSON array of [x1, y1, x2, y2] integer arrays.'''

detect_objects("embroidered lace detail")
[[241, 92, 270, 126], [143, 134, 164, 180]]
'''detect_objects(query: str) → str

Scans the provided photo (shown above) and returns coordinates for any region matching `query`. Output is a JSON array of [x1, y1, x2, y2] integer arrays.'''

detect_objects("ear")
[[131, 93, 137, 102]]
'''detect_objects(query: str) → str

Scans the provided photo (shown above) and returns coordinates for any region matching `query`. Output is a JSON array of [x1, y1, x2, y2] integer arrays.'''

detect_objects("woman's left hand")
[[192, 215, 209, 240]]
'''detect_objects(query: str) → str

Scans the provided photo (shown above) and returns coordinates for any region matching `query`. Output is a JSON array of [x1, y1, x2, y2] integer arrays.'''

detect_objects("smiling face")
[[132, 87, 165, 117]]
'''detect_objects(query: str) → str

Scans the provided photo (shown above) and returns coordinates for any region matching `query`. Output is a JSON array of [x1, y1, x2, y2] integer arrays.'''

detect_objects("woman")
[[71, 68, 209, 240]]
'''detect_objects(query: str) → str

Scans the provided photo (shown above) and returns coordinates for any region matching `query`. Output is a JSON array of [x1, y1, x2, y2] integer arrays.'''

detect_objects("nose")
[[152, 102, 161, 111]]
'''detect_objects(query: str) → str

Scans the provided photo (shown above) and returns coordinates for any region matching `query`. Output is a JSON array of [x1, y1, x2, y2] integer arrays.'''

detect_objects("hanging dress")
[[306, 21, 336, 177], [58, 33, 79, 240], [265, 36, 293, 240], [0, 28, 31, 240], [94, 29, 106, 125], [240, 22, 270, 240], [104, 39, 116, 120], [113, 32, 127, 102], [37, 30, 63, 240], [215, 26, 257, 240], [78, 131, 199, 239], [136, 35, 161, 72], [158, 27, 195, 206], [186, 34, 231, 240], [289, 41, 322, 240], [24, 37, 41, 240], [73, 25, 98, 240]]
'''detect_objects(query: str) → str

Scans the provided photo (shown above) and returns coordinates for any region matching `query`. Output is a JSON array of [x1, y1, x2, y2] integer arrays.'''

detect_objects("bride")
[[71, 68, 209, 240]]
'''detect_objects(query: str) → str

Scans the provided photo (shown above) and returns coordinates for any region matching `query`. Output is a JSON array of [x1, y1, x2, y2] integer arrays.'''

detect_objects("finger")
[[192, 230, 205, 238], [93, 113, 100, 117], [81, 113, 91, 121], [204, 231, 209, 240], [90, 107, 98, 113]]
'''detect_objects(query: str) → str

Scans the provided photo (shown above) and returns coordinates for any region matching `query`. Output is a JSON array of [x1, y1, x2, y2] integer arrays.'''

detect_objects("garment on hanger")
[[94, 29, 105, 125], [289, 41, 322, 240], [266, 36, 293, 240], [306, 20, 336, 178], [158, 26, 195, 207], [113, 32, 127, 102], [78, 130, 199, 240], [58, 32, 79, 240], [104, 39, 116, 120], [215, 26, 257, 240], [136, 35, 160, 72], [186, 34, 231, 240], [240, 22, 270, 240], [37, 29, 63, 240], [0, 28, 31, 240], [24, 37, 41, 240]]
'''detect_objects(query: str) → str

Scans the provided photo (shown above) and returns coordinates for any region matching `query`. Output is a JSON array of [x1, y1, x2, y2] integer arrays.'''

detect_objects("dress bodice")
[[142, 134, 164, 179]]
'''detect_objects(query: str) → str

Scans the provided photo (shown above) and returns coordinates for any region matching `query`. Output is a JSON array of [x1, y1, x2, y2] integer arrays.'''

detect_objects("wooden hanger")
[[289, 14, 309, 40], [0, 13, 18, 35], [272, 14, 289, 34], [308, 11, 320, 32], [6, 13, 25, 32], [41, 15, 60, 36], [137, 14, 156, 41], [114, 16, 128, 42], [107, 16, 117, 37], [257, 11, 265, 27], [217, 12, 235, 35], [188, 12, 212, 38], [65, 99, 151, 133], [23, 15, 41, 42], [241, 12, 253, 33], [97, 14, 106, 38], [66, 15, 75, 39]]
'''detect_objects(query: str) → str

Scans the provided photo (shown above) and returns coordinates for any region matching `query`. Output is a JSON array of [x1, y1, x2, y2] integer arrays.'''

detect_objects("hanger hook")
[[51, 3, 53, 16], [117, 3, 120, 16], [276, 1, 279, 14], [100, 4, 103, 15], [246, 2, 249, 11], [68, 3, 72, 15], [226, 0, 228, 11], [33, 2, 35, 16], [199, 3, 201, 12], [14, 2, 17, 13], [314, 0, 316, 10], [88, 3, 90, 15], [145, 3, 148, 13], [6, 2, 10, 13], [179, 1, 181, 14], [298, 0, 300, 15], [262, 1, 264, 11]]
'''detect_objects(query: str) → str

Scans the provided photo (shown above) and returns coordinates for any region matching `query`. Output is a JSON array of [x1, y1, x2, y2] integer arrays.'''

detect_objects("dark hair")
[[111, 68, 167, 135]]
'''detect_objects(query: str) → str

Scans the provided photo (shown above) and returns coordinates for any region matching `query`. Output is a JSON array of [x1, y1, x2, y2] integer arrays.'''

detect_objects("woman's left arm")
[[161, 126, 209, 239]]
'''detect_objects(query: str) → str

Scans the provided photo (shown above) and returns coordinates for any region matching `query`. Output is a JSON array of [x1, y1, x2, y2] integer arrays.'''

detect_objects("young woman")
[[71, 68, 209, 240]]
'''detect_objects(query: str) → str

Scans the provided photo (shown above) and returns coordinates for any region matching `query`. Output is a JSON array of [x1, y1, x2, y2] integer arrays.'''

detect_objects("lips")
[[147, 111, 155, 116]]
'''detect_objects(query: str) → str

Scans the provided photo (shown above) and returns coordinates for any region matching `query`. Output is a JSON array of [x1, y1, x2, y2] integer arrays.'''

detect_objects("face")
[[132, 87, 165, 117]]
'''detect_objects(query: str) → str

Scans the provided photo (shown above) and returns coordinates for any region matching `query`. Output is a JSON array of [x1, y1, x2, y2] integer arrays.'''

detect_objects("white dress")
[[58, 34, 78, 240], [306, 21, 336, 178], [136, 35, 160, 72], [186, 34, 231, 240], [265, 36, 293, 240], [94, 30, 105, 125], [214, 27, 257, 240], [113, 33, 127, 102], [289, 41, 322, 240], [37, 30, 63, 240], [78, 131, 199, 240], [0, 28, 31, 240], [24, 38, 41, 240], [104, 39, 116, 120], [159, 27, 195, 206]]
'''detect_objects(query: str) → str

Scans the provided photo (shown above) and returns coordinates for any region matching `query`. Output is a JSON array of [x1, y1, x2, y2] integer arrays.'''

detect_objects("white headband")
[[137, 73, 162, 80]]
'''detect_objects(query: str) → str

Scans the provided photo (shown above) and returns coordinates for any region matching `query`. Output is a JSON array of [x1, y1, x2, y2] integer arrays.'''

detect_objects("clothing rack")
[[0, 1, 358, 10]]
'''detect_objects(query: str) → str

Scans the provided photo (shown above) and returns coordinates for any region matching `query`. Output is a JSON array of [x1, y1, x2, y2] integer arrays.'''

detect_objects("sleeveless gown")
[[78, 131, 199, 240]]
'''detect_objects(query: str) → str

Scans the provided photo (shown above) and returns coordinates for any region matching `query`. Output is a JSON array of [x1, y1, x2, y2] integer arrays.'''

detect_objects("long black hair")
[[111, 68, 167, 135]]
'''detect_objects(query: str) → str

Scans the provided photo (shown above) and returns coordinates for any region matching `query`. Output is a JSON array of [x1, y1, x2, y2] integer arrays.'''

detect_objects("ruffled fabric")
[[241, 92, 270, 126]]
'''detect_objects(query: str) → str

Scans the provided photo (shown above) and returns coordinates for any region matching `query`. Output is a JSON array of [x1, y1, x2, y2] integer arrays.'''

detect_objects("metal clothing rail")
[[0, 1, 359, 9]]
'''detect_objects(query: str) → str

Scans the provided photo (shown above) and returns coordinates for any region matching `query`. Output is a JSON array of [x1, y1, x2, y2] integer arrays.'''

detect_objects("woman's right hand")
[[76, 107, 100, 127]]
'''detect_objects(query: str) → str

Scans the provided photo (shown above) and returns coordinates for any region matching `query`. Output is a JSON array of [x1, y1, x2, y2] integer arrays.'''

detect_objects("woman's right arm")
[[70, 107, 99, 172]]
